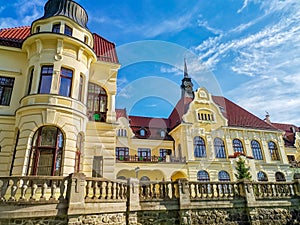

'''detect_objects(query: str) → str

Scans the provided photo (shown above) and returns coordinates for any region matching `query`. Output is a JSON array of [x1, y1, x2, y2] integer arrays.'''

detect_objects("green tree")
[[235, 156, 252, 180]]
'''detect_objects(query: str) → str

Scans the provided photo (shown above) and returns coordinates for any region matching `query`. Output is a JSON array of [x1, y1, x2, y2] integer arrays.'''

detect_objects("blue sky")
[[0, 0, 299, 125]]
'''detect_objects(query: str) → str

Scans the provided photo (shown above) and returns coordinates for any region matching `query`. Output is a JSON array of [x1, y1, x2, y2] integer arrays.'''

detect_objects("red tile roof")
[[271, 122, 299, 147], [168, 97, 193, 129], [93, 33, 119, 64], [0, 26, 30, 48], [0, 27, 119, 64], [212, 96, 276, 130], [128, 115, 172, 140], [116, 108, 128, 119]]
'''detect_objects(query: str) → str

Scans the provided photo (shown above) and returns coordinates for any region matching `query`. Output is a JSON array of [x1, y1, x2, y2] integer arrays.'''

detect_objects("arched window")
[[251, 140, 263, 160], [75, 133, 83, 173], [214, 138, 226, 158], [140, 129, 146, 136], [257, 171, 268, 181], [194, 136, 206, 157], [140, 176, 150, 181], [275, 172, 286, 182], [268, 141, 280, 160], [87, 82, 107, 122], [197, 170, 210, 181], [232, 139, 244, 153], [28, 126, 64, 176], [218, 171, 230, 181]]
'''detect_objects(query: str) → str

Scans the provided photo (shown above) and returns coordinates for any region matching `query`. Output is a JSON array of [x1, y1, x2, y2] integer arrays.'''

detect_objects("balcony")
[[116, 155, 166, 163], [116, 155, 186, 163]]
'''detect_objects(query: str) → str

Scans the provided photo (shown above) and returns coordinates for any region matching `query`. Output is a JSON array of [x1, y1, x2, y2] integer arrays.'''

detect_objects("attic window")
[[160, 130, 166, 138], [52, 23, 61, 33], [35, 26, 40, 33], [64, 25, 72, 36], [197, 111, 215, 122], [140, 129, 146, 136]]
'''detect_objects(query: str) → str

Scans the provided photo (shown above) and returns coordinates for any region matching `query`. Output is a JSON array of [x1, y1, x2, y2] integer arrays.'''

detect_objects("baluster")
[[123, 183, 127, 199], [85, 180, 92, 199], [289, 183, 295, 197], [100, 181, 106, 199], [152, 183, 157, 199], [40, 181, 48, 201], [50, 181, 57, 200], [194, 183, 198, 199], [0, 179, 9, 201], [171, 182, 176, 199], [92, 181, 98, 199], [115, 183, 120, 199], [8, 178, 18, 201], [105, 181, 111, 199], [166, 182, 171, 199], [30, 183, 38, 201], [111, 182, 117, 199], [58, 179, 66, 201], [19, 179, 28, 201]]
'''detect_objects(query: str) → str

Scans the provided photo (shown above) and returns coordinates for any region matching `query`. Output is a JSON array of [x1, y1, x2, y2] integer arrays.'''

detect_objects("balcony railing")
[[116, 155, 166, 163]]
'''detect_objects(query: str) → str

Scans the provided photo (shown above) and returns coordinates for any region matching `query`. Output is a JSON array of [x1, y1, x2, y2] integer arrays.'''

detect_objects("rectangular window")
[[92, 156, 103, 178], [138, 148, 151, 161], [78, 74, 83, 101], [39, 66, 53, 94], [27, 68, 34, 95], [0, 76, 15, 106], [287, 155, 295, 163], [52, 23, 61, 33], [116, 147, 129, 160], [64, 25, 72, 36], [59, 68, 73, 97]]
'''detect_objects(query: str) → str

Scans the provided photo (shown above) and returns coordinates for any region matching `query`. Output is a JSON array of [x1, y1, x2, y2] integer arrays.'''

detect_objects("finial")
[[184, 58, 188, 78]]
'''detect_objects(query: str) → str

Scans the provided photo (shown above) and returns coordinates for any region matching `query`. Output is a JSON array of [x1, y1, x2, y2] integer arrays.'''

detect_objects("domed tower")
[[11, 0, 120, 177]]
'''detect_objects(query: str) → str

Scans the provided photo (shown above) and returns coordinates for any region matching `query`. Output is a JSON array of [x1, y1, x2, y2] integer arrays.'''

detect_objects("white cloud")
[[237, 0, 249, 13]]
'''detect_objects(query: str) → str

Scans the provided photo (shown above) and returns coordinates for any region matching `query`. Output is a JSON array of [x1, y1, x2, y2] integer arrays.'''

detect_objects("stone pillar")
[[293, 179, 300, 196], [127, 178, 140, 225], [178, 179, 191, 225], [66, 173, 86, 220]]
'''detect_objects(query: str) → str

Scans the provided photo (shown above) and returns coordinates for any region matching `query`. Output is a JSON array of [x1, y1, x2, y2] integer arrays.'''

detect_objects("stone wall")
[[0, 217, 67, 225]]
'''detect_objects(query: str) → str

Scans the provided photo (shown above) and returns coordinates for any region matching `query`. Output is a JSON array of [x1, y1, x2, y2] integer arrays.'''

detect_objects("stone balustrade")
[[85, 177, 127, 201], [0, 175, 68, 203], [1, 175, 300, 225]]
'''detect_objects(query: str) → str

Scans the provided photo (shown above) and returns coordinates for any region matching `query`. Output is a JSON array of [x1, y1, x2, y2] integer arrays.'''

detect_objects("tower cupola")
[[40, 0, 88, 28]]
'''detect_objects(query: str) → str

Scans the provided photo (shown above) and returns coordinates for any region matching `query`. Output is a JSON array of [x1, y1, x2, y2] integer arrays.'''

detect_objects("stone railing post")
[[127, 178, 140, 225], [178, 179, 191, 225], [293, 179, 300, 196], [238, 180, 255, 205], [66, 173, 86, 222]]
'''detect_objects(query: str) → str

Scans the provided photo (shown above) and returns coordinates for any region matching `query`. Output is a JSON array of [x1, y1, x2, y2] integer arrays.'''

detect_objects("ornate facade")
[[0, 0, 299, 183]]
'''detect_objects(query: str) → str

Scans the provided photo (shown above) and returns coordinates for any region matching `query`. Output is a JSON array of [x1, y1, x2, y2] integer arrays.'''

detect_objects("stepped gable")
[[0, 27, 118, 64], [212, 96, 277, 130]]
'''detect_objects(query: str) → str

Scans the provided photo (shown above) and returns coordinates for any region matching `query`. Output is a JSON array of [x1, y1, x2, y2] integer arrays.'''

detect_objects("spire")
[[184, 58, 188, 78], [181, 59, 194, 99]]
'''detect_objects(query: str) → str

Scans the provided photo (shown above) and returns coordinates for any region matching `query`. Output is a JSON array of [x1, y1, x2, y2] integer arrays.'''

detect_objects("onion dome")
[[41, 0, 88, 28]]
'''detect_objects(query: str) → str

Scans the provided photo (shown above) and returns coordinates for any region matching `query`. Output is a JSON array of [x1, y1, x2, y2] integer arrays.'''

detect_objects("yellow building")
[[0, 0, 299, 182]]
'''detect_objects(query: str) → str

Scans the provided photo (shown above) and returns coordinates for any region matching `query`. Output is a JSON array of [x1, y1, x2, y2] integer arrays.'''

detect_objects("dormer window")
[[118, 129, 127, 137], [52, 23, 61, 33], [160, 130, 166, 138], [64, 25, 72, 36], [140, 129, 146, 136]]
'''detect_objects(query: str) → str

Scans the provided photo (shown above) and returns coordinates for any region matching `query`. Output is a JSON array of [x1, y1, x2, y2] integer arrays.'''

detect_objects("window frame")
[[214, 138, 226, 158], [0, 76, 15, 106], [92, 156, 103, 178], [197, 170, 210, 181], [251, 140, 263, 160], [257, 171, 268, 181], [194, 136, 206, 158], [138, 148, 151, 161], [116, 147, 129, 160], [232, 139, 244, 153], [38, 65, 53, 94], [28, 126, 64, 176], [59, 67, 73, 97], [52, 23, 61, 33], [268, 141, 280, 161], [64, 24, 73, 36], [218, 170, 230, 182]]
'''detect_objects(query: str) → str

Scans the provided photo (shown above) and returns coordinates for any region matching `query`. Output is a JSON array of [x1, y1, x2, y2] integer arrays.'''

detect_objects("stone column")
[[127, 178, 140, 225]]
